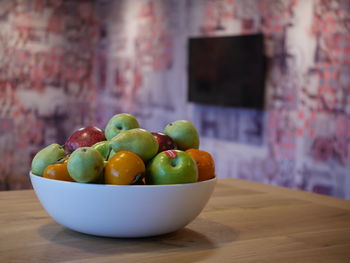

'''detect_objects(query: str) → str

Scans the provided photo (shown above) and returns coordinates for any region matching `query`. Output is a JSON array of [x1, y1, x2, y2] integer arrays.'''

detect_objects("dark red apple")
[[151, 132, 177, 153], [64, 126, 106, 154]]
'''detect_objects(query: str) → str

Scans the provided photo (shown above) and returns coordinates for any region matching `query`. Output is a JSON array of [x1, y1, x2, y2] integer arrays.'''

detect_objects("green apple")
[[91, 141, 110, 160], [146, 150, 198, 185], [104, 113, 140, 140], [109, 128, 158, 162], [31, 144, 66, 176], [67, 147, 104, 183], [164, 120, 199, 150]]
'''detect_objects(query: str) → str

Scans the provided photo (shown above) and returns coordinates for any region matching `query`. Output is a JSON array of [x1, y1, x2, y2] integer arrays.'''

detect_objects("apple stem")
[[170, 158, 177, 167]]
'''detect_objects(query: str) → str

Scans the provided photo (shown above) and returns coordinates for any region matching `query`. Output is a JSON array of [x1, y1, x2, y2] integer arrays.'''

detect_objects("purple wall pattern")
[[0, 0, 349, 199], [0, 0, 99, 189]]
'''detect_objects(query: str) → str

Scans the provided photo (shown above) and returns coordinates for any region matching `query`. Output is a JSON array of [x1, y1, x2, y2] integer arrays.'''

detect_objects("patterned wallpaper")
[[0, 0, 99, 189], [0, 0, 349, 198]]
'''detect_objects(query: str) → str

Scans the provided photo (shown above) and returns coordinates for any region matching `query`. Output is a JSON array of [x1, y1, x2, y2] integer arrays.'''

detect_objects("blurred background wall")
[[0, 0, 349, 199], [0, 0, 99, 189]]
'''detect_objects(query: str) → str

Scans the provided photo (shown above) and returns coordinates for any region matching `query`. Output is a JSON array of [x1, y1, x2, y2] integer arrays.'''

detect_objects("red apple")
[[64, 126, 106, 154], [151, 132, 177, 153]]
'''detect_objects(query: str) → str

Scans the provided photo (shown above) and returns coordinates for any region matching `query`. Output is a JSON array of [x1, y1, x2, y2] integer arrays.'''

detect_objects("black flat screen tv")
[[188, 34, 266, 109]]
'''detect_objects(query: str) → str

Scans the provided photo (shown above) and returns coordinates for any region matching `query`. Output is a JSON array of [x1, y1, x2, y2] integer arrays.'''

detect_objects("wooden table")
[[1, 179, 350, 263]]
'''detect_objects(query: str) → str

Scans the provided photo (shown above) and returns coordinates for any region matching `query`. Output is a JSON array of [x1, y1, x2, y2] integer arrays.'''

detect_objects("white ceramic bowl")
[[29, 172, 216, 238]]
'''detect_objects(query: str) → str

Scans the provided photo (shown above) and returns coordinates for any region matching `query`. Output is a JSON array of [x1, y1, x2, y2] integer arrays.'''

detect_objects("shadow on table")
[[38, 217, 237, 257]]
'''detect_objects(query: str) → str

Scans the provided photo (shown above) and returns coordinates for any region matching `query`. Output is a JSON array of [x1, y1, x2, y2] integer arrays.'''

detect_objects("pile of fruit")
[[31, 113, 215, 185]]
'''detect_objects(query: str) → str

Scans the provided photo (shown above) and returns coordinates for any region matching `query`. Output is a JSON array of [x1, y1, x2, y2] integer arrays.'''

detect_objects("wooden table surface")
[[1, 178, 350, 263]]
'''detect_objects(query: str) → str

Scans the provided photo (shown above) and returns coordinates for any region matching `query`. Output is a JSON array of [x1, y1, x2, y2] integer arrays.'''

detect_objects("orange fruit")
[[104, 151, 145, 185], [43, 163, 75, 182], [186, 149, 215, 181]]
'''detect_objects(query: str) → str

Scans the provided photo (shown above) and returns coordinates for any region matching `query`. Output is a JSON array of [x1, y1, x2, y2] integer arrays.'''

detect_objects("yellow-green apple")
[[163, 120, 199, 150], [67, 147, 104, 183], [91, 141, 110, 160], [31, 144, 66, 176], [109, 128, 158, 162], [104, 113, 139, 140]]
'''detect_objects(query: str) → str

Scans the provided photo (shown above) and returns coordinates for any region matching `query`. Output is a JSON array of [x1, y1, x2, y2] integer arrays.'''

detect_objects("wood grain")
[[0, 178, 349, 263]]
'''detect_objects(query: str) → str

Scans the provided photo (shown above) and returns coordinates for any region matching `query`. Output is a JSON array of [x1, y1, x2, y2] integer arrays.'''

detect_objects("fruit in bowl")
[[104, 151, 145, 185], [29, 113, 216, 237], [104, 113, 140, 140], [91, 140, 110, 160], [164, 120, 199, 150], [109, 128, 159, 162], [64, 126, 106, 154], [151, 132, 177, 153], [146, 150, 198, 185], [186, 149, 215, 182], [31, 144, 66, 176], [67, 147, 105, 183]]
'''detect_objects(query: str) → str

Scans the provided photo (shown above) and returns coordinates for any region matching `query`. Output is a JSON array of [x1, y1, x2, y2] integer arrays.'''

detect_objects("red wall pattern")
[[0, 0, 349, 198], [0, 0, 99, 189]]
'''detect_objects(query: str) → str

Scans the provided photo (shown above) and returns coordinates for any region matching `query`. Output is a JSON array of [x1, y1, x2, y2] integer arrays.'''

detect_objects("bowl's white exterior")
[[29, 173, 216, 238]]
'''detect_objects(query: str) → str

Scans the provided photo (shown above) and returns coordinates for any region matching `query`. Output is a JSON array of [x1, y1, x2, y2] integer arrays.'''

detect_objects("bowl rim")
[[29, 172, 217, 189]]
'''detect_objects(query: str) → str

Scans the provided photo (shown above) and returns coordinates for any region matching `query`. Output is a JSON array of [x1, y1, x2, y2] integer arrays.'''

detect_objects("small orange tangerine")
[[43, 163, 75, 182], [104, 151, 145, 185], [186, 149, 215, 181]]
